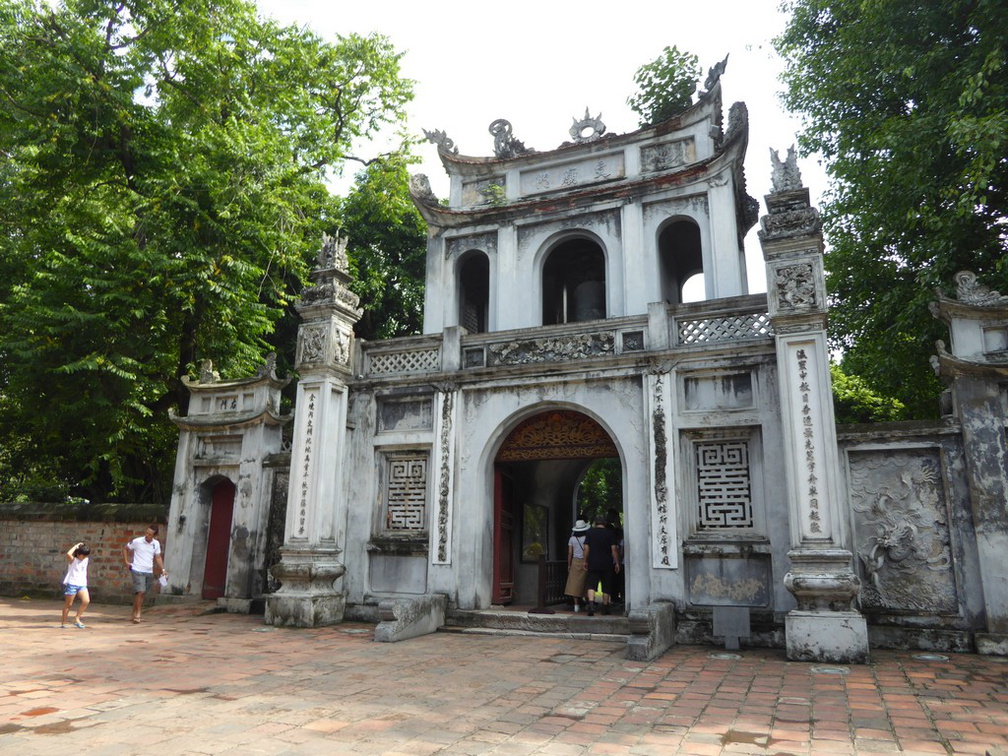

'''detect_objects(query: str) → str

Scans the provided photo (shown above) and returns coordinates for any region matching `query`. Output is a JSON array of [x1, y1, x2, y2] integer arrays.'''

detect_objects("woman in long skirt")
[[564, 519, 591, 611]]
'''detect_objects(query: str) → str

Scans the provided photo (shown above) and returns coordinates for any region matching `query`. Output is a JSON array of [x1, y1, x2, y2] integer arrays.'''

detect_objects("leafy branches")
[[627, 45, 701, 127], [337, 151, 426, 341], [0, 0, 413, 501], [776, 0, 1008, 418]]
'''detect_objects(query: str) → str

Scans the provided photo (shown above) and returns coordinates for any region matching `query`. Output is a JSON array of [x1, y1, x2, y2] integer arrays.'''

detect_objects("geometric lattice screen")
[[696, 441, 753, 529], [385, 455, 428, 530]]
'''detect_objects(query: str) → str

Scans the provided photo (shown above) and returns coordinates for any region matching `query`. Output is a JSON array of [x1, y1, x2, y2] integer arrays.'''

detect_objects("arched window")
[[542, 238, 606, 325], [458, 252, 489, 333], [659, 220, 704, 304]]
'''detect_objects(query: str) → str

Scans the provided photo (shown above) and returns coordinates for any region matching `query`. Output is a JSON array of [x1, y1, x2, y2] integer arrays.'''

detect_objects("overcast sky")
[[255, 0, 825, 293]]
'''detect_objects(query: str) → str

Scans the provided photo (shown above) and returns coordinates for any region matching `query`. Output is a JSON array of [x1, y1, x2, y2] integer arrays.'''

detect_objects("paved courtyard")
[[1, 597, 1007, 755]]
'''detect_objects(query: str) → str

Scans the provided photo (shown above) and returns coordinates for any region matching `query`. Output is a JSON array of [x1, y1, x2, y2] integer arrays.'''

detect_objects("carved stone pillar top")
[[758, 148, 822, 244], [295, 233, 363, 373], [297, 232, 363, 323]]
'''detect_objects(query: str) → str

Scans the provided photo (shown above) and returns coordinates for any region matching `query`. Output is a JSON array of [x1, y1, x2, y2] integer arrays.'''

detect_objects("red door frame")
[[202, 479, 235, 600], [492, 466, 514, 604]]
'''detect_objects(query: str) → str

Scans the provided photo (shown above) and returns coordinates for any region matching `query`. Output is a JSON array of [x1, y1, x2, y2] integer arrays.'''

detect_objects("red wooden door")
[[202, 479, 235, 600], [492, 467, 514, 604]]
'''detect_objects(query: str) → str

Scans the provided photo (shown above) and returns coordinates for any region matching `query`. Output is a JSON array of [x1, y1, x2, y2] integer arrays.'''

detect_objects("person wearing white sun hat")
[[564, 519, 591, 612]]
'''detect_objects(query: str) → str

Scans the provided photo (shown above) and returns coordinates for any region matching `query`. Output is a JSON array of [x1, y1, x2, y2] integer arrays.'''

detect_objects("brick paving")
[[2, 597, 1007, 755]]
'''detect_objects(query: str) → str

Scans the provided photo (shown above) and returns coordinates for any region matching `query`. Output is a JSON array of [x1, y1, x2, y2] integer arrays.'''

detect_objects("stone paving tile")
[[3, 597, 1008, 754]]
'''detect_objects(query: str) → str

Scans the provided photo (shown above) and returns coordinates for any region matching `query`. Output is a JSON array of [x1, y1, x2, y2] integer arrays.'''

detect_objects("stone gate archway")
[[492, 409, 621, 605]]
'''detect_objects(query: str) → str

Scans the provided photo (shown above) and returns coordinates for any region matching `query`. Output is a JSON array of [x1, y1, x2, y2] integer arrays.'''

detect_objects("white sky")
[[255, 0, 826, 294]]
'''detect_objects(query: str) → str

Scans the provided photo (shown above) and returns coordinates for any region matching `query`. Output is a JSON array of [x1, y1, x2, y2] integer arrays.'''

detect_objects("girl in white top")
[[61, 542, 91, 628]]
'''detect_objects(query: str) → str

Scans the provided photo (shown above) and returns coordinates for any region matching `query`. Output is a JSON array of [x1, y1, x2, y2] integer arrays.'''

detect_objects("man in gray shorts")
[[122, 525, 166, 623]]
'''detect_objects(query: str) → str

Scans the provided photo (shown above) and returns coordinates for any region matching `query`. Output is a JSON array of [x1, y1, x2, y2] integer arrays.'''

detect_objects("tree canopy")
[[830, 364, 905, 424], [337, 153, 426, 341], [627, 45, 701, 127], [777, 0, 1008, 418], [0, 0, 413, 502]]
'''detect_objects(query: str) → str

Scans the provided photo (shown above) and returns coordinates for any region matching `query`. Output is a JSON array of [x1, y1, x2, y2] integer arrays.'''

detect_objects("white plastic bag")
[[158, 574, 168, 588]]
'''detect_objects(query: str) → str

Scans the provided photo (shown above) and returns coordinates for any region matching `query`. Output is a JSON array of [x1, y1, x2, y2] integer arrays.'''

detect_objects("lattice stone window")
[[384, 454, 428, 531], [696, 441, 754, 529]]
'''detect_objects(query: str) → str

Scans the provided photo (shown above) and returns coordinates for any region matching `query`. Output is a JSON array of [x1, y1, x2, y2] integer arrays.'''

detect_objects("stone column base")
[[976, 633, 1008, 656], [265, 591, 346, 628], [263, 548, 347, 628], [786, 610, 869, 664]]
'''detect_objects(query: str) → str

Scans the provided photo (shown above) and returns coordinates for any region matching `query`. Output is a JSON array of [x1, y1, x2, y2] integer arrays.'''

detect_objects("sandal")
[[132, 616, 141, 624]]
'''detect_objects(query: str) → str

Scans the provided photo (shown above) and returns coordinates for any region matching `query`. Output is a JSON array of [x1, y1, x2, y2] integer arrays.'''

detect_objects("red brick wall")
[[0, 519, 170, 603]]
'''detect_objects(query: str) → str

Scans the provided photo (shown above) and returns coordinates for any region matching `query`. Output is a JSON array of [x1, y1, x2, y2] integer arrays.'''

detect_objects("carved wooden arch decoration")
[[497, 410, 618, 462]]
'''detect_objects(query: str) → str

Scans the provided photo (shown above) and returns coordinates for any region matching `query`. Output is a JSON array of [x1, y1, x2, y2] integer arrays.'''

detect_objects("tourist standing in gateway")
[[582, 514, 620, 616], [122, 525, 166, 623]]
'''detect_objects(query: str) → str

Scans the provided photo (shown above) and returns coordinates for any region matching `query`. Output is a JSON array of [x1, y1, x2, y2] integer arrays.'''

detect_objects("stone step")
[[443, 606, 631, 641]]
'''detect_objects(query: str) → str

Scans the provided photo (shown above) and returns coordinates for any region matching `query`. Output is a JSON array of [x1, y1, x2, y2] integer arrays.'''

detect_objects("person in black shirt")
[[582, 514, 620, 616]]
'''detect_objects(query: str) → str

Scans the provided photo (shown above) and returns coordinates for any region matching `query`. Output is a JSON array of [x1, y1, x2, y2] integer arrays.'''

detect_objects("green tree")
[[627, 45, 701, 127], [0, 0, 412, 502], [337, 152, 426, 341], [777, 0, 1008, 418], [576, 458, 623, 523], [830, 364, 905, 424]]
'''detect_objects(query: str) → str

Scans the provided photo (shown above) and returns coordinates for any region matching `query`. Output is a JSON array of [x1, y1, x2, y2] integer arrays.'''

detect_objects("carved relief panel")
[[296, 320, 352, 369], [847, 447, 959, 614], [640, 137, 696, 173]]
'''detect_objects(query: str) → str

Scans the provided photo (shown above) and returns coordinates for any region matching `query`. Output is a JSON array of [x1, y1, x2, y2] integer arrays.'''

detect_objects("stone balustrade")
[[356, 294, 774, 379]]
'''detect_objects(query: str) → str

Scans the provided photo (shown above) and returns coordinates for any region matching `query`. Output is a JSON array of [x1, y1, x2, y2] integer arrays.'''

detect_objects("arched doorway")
[[493, 409, 621, 606], [202, 478, 235, 599]]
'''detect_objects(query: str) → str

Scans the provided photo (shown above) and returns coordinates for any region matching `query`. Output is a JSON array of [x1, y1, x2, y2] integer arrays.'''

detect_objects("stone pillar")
[[758, 149, 868, 663], [265, 233, 362, 628], [930, 271, 1008, 655]]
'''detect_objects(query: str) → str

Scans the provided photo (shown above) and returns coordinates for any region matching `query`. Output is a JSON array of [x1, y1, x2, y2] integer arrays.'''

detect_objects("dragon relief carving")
[[487, 332, 615, 366], [849, 452, 956, 612]]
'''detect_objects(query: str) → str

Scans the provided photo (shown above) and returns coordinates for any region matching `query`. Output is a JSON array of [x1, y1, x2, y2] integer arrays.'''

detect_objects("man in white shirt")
[[122, 525, 166, 624]]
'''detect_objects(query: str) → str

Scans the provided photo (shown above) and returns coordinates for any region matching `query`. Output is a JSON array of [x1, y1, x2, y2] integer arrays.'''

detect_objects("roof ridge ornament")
[[569, 108, 606, 143], [489, 119, 534, 159], [700, 54, 729, 98], [954, 271, 1008, 306], [199, 359, 220, 384], [422, 128, 458, 155]]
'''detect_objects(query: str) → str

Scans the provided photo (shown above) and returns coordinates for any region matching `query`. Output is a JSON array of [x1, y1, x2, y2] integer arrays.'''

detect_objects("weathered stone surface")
[[626, 602, 676, 661], [373, 593, 447, 642], [786, 611, 869, 663]]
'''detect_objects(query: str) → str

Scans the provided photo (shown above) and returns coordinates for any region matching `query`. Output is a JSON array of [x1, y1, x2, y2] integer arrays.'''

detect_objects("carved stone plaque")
[[686, 555, 770, 607], [848, 448, 958, 614]]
